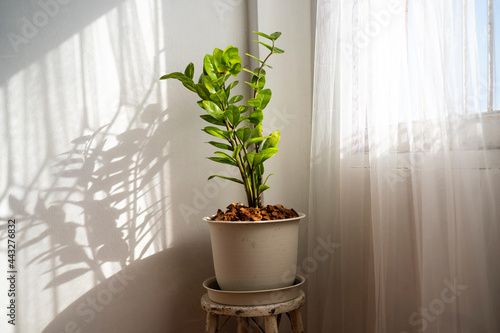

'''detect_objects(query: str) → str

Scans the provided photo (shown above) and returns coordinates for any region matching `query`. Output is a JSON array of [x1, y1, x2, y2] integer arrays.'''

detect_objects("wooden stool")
[[201, 290, 305, 333]]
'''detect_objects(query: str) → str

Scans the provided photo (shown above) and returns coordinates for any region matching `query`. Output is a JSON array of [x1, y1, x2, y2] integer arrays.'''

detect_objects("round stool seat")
[[201, 290, 305, 333]]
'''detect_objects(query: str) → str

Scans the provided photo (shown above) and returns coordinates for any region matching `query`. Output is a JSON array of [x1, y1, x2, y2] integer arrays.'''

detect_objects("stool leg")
[[264, 315, 279, 333], [237, 317, 249, 333], [206, 312, 218, 333], [289, 309, 304, 333]]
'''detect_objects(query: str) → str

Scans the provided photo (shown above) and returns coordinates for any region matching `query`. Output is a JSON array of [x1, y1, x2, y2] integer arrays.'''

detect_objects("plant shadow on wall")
[[14, 103, 169, 287]]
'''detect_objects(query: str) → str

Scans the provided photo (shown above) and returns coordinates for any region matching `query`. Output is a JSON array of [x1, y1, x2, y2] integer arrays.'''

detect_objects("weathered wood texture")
[[205, 312, 218, 333], [201, 291, 305, 332]]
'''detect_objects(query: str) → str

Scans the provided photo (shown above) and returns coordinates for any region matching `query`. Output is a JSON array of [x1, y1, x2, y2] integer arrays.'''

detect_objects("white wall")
[[0, 0, 313, 332]]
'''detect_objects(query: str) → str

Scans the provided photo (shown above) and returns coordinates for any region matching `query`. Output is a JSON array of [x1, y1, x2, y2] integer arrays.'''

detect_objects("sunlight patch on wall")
[[0, 0, 170, 331]]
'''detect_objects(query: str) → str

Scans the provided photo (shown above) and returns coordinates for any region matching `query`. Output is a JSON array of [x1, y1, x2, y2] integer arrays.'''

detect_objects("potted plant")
[[160, 32, 305, 291]]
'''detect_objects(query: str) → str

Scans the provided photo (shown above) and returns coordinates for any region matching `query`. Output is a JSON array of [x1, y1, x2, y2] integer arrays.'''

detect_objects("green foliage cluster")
[[160, 31, 284, 208]]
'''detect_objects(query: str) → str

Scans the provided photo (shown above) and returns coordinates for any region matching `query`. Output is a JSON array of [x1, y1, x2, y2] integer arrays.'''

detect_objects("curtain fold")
[[308, 0, 500, 332]]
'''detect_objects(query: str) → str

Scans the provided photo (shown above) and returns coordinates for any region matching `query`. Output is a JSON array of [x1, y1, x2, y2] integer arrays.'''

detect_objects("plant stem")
[[247, 40, 275, 207], [221, 80, 256, 206], [253, 43, 274, 100], [224, 119, 254, 205], [231, 127, 259, 206], [253, 41, 275, 153]]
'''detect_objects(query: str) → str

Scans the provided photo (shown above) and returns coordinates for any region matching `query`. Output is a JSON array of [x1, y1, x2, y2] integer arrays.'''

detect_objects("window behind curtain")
[[475, 0, 500, 112]]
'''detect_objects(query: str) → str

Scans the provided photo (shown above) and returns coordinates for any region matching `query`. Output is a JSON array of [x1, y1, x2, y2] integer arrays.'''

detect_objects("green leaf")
[[208, 156, 237, 166], [248, 111, 263, 125], [255, 68, 266, 76], [229, 95, 243, 104], [159, 72, 196, 92], [245, 53, 273, 68], [159, 72, 185, 80], [214, 151, 235, 160], [209, 93, 219, 103], [225, 80, 238, 93], [230, 63, 242, 77], [254, 40, 285, 54], [213, 48, 227, 74], [246, 135, 269, 147], [252, 123, 263, 138], [225, 80, 238, 98], [256, 89, 272, 110], [200, 114, 225, 126], [270, 32, 282, 40], [245, 53, 264, 63], [226, 105, 240, 126], [202, 100, 224, 120], [236, 127, 252, 143], [258, 184, 270, 194], [246, 152, 255, 166], [203, 54, 217, 80], [263, 173, 275, 185], [226, 80, 239, 90], [223, 46, 242, 76], [243, 68, 261, 77], [253, 31, 282, 41], [203, 126, 230, 140], [253, 31, 273, 40], [224, 46, 240, 61], [239, 105, 249, 113], [214, 74, 227, 86], [254, 40, 274, 52], [207, 141, 233, 151], [252, 73, 266, 91], [184, 63, 194, 79], [216, 89, 227, 102], [210, 89, 226, 104], [247, 98, 261, 108], [273, 47, 285, 54], [260, 147, 279, 161], [195, 84, 211, 100], [208, 174, 244, 184], [182, 81, 197, 92], [245, 81, 259, 91], [263, 130, 280, 149], [203, 76, 217, 94], [256, 163, 264, 177], [252, 147, 279, 167]]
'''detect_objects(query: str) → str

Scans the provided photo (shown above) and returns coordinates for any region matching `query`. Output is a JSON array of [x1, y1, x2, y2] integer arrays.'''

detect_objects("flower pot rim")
[[203, 212, 306, 224]]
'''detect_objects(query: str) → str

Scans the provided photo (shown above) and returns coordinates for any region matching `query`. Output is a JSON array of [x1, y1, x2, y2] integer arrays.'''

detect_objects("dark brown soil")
[[211, 202, 299, 221]]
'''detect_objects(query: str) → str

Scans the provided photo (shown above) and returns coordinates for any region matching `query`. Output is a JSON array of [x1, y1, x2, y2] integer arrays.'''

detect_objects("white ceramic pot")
[[204, 213, 305, 291]]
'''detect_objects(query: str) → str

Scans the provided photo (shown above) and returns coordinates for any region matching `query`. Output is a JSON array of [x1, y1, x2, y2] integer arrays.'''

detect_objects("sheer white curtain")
[[308, 0, 500, 332]]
